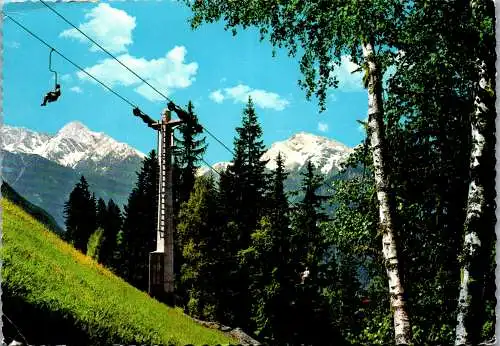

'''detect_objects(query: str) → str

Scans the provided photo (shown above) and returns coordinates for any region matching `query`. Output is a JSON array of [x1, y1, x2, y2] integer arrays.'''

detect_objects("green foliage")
[[87, 228, 104, 261], [63, 176, 97, 253], [214, 97, 270, 330], [1, 198, 235, 345], [173, 101, 208, 298], [174, 100, 207, 207], [100, 199, 123, 268], [177, 176, 220, 321], [186, 0, 407, 111], [119, 150, 158, 290], [226, 97, 269, 228], [96, 198, 107, 230]]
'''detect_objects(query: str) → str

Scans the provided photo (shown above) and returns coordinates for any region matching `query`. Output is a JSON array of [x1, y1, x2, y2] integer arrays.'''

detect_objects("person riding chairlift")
[[41, 84, 61, 106]]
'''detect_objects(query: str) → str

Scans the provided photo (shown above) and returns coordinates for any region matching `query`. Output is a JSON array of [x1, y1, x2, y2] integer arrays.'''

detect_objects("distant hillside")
[[2, 122, 357, 229], [198, 132, 360, 206], [1, 197, 236, 346], [1, 122, 145, 229], [1, 181, 63, 235], [2, 150, 136, 229]]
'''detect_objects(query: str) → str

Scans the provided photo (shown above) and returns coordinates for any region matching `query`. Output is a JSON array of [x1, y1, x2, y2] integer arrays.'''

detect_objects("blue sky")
[[3, 0, 368, 165]]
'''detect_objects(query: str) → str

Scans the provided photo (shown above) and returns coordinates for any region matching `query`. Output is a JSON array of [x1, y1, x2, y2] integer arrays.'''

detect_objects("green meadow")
[[1, 197, 236, 345]]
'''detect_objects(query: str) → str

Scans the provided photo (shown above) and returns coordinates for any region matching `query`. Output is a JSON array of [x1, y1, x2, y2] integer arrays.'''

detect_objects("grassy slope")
[[1, 198, 235, 345], [1, 181, 64, 235]]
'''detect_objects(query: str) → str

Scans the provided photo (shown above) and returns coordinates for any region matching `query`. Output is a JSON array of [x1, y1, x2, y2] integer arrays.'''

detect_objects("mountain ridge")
[[197, 131, 353, 177], [1, 121, 355, 229], [1, 121, 145, 171]]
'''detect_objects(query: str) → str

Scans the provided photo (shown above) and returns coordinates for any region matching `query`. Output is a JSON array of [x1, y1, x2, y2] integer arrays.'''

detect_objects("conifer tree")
[[173, 101, 207, 290], [177, 176, 219, 320], [96, 198, 107, 230], [174, 101, 207, 207], [63, 176, 97, 253], [240, 153, 295, 343], [99, 199, 122, 267], [219, 97, 269, 329], [120, 150, 158, 289], [226, 96, 269, 243], [292, 161, 328, 269], [289, 161, 335, 345]]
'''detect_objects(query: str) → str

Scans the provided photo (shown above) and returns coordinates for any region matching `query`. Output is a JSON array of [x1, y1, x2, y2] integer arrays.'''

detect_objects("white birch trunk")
[[454, 57, 491, 345], [362, 41, 412, 345]]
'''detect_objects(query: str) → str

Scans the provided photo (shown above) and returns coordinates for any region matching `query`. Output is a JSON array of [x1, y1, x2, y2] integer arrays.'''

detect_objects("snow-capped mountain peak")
[[0, 125, 51, 154], [1, 121, 145, 170], [263, 132, 353, 174], [198, 132, 353, 177], [57, 121, 90, 137]]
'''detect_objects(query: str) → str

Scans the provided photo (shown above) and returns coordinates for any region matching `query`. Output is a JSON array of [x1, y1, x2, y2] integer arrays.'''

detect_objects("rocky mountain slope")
[[198, 132, 353, 177], [1, 122, 355, 229], [1, 122, 145, 228]]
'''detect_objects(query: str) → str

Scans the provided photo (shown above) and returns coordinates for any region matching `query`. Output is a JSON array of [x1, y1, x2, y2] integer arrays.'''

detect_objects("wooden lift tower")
[[133, 102, 189, 305]]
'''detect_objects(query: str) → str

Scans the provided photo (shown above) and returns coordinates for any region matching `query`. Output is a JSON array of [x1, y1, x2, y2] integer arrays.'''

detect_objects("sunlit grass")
[[2, 199, 235, 345]]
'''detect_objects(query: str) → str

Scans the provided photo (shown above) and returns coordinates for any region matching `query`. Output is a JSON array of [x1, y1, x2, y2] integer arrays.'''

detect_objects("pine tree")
[[177, 176, 219, 320], [292, 161, 328, 269], [173, 101, 207, 293], [240, 153, 295, 343], [96, 198, 107, 230], [174, 101, 207, 207], [289, 161, 336, 345], [63, 176, 97, 253], [100, 199, 122, 267], [219, 97, 269, 329], [119, 150, 158, 290], [226, 96, 269, 244]]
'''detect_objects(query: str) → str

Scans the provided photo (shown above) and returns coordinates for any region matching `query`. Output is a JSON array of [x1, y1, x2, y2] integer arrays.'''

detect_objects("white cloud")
[[70, 86, 83, 93], [60, 3, 136, 54], [332, 55, 364, 92], [210, 84, 289, 111], [318, 122, 329, 133], [209, 90, 225, 103], [76, 46, 198, 101]]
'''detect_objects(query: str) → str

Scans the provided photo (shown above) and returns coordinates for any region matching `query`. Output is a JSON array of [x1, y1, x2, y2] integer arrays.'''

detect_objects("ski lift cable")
[[4, 12, 223, 179], [3, 312, 30, 346], [2, 12, 138, 108], [5, 9, 334, 219], [39, 0, 174, 104], [201, 158, 222, 177], [39, 0, 235, 156]]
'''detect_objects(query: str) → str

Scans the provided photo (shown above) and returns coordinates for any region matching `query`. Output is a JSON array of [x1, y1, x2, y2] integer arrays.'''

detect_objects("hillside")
[[1, 181, 64, 235], [2, 122, 356, 229], [1, 122, 145, 229], [1, 197, 236, 345], [2, 150, 136, 229]]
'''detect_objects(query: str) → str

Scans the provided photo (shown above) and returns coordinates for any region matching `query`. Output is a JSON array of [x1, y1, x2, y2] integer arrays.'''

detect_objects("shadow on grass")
[[3, 288, 103, 346]]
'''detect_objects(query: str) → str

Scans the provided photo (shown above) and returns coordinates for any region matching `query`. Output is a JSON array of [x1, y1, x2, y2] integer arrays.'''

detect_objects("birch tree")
[[455, 1, 496, 344], [184, 0, 412, 343]]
